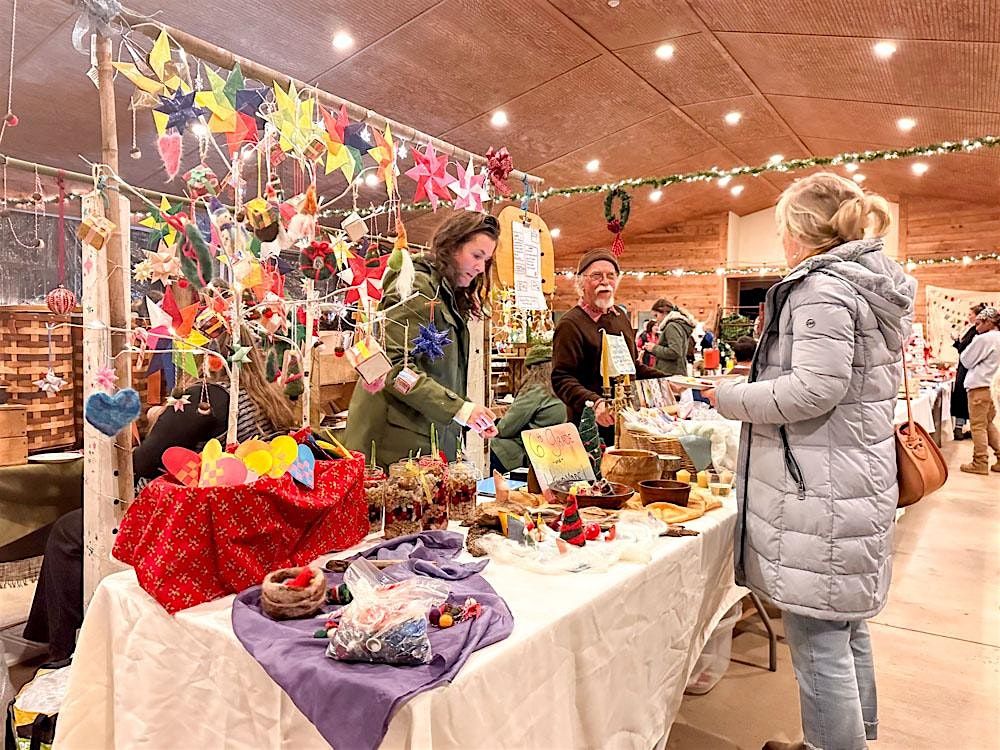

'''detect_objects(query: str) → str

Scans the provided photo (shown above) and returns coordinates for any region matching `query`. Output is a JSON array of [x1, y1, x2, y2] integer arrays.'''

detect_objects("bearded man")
[[551, 249, 663, 445]]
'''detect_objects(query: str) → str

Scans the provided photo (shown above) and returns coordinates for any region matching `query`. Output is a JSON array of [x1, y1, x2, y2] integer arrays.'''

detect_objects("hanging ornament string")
[[604, 187, 630, 258], [55, 170, 66, 284], [0, 0, 18, 146]]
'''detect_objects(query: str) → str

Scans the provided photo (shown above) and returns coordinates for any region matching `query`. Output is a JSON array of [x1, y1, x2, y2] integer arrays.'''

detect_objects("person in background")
[[701, 325, 715, 350], [636, 319, 657, 367], [645, 298, 695, 376], [730, 335, 757, 377], [23, 332, 298, 666], [489, 344, 567, 474], [344, 211, 500, 468], [704, 172, 915, 750], [951, 302, 987, 441], [958, 306, 1000, 475], [552, 249, 662, 446]]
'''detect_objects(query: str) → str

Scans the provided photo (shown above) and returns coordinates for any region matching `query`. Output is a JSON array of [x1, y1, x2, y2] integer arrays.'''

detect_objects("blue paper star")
[[410, 322, 452, 362], [155, 91, 209, 134]]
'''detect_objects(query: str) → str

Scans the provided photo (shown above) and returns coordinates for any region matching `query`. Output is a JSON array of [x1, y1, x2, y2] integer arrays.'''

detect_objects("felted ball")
[[438, 613, 454, 628]]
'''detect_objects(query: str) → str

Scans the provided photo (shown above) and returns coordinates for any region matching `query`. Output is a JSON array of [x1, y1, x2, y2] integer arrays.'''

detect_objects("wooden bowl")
[[638, 479, 691, 507], [600, 448, 660, 491], [549, 480, 634, 510]]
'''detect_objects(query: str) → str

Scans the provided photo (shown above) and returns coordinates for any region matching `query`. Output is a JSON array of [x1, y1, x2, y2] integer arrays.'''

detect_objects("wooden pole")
[[118, 9, 543, 187]]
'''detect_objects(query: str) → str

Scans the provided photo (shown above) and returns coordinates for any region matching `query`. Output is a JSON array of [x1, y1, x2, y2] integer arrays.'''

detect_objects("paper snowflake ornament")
[[34, 369, 67, 395], [449, 158, 489, 212], [337, 253, 390, 307], [405, 143, 452, 210], [94, 366, 119, 392], [166, 393, 191, 412], [410, 322, 452, 362]]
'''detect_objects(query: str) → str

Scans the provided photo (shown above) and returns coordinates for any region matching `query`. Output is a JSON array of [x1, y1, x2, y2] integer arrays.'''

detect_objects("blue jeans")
[[782, 612, 878, 750]]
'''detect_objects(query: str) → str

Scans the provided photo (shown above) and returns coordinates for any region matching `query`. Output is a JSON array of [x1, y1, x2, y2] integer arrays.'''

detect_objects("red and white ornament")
[[45, 286, 77, 315]]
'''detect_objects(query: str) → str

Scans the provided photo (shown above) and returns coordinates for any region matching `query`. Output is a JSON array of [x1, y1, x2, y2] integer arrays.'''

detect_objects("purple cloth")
[[362, 530, 489, 579], [232, 532, 513, 750]]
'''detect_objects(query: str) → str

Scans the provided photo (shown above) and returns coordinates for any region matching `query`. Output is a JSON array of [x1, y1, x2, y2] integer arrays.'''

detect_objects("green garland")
[[320, 134, 1000, 219]]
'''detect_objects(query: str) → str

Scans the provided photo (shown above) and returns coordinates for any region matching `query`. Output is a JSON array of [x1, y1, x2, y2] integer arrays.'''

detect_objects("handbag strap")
[[901, 341, 916, 433]]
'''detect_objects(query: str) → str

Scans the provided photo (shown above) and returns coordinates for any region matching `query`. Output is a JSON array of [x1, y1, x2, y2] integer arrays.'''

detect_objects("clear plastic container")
[[363, 466, 387, 536], [384, 460, 423, 539], [685, 601, 742, 695], [416, 456, 448, 531], [445, 459, 478, 523]]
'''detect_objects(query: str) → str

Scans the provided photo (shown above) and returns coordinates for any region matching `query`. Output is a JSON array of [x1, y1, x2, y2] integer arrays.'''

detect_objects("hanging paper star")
[[405, 144, 453, 210], [449, 158, 489, 212], [139, 197, 184, 249], [410, 322, 452, 362], [154, 91, 209, 135], [337, 253, 390, 307], [112, 31, 181, 97], [133, 259, 154, 283], [144, 246, 182, 286], [367, 124, 399, 197], [165, 393, 191, 412], [264, 81, 322, 156], [332, 239, 355, 269], [321, 104, 360, 181], [225, 112, 259, 156], [144, 297, 174, 350], [94, 366, 119, 392], [235, 87, 269, 130], [230, 345, 252, 365], [34, 369, 67, 395], [195, 67, 237, 133]]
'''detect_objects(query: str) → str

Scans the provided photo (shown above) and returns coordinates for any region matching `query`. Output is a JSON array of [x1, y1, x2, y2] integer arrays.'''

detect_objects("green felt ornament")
[[579, 401, 605, 479]]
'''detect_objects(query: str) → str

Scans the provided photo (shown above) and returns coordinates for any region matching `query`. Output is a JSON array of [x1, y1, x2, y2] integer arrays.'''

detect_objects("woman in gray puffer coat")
[[709, 173, 916, 750]]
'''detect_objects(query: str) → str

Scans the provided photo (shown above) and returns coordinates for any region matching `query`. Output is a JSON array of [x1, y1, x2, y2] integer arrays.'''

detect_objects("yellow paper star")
[[367, 124, 398, 197], [265, 82, 322, 156], [139, 198, 180, 247], [194, 67, 237, 133]]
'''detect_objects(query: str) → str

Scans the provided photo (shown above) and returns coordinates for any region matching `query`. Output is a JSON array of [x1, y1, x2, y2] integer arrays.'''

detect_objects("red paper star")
[[225, 112, 259, 156], [338, 254, 390, 307], [405, 143, 453, 210]]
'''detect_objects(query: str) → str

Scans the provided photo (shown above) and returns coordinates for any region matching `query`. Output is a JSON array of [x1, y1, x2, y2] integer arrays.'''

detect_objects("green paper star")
[[230, 345, 252, 365]]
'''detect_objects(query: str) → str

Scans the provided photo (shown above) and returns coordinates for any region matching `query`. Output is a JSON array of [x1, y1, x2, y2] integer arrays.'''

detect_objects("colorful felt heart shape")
[[288, 443, 316, 488], [267, 435, 298, 478], [199, 439, 248, 487], [85, 388, 141, 437], [162, 446, 201, 487]]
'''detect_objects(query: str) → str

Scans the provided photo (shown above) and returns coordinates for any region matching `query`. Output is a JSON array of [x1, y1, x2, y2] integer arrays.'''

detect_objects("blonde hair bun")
[[775, 172, 892, 251]]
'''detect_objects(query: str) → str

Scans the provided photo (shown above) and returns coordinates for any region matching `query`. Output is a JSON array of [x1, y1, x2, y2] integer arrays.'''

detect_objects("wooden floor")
[[669, 437, 1000, 750]]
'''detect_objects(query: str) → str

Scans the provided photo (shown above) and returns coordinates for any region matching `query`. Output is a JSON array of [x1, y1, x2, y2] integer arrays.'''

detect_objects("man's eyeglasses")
[[582, 272, 618, 282]]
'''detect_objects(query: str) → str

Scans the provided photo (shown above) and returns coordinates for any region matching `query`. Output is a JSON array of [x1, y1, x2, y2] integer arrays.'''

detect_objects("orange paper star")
[[367, 124, 398, 197]]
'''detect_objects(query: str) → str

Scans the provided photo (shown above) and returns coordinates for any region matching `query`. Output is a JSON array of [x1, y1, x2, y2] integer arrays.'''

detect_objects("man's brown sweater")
[[551, 305, 663, 432]]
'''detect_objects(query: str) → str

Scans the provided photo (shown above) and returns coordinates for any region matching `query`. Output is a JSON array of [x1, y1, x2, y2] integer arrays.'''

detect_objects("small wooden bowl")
[[549, 480, 634, 510], [638, 479, 691, 507]]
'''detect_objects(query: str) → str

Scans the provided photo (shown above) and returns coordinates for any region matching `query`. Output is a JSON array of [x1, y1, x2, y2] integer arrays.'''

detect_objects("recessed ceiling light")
[[717, 175, 732, 187], [844, 162, 859, 173], [655, 44, 675, 60], [769, 154, 784, 164], [332, 31, 354, 50], [873, 40, 896, 58], [649, 189, 663, 202], [364, 173, 379, 188], [585, 159, 600, 173], [911, 162, 929, 176], [490, 110, 508, 128], [853, 173, 867, 183], [730, 185, 744, 197], [607, 0, 620, 7], [724, 111, 742, 126], [550, 227, 561, 238], [897, 117, 917, 132]]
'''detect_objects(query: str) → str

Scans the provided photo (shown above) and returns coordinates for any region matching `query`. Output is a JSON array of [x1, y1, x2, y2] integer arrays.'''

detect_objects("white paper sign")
[[511, 221, 546, 311], [605, 333, 636, 376]]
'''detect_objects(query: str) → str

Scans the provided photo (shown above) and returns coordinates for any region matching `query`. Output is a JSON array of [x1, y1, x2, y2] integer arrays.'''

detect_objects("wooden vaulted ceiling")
[[2, 0, 999, 268]]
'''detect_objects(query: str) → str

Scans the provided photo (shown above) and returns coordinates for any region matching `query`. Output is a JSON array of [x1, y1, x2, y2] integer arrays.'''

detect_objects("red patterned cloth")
[[113, 452, 368, 613]]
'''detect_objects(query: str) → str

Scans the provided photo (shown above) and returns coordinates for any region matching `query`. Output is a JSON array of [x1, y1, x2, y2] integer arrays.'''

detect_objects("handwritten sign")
[[522, 423, 595, 491], [511, 221, 546, 310], [605, 333, 636, 376]]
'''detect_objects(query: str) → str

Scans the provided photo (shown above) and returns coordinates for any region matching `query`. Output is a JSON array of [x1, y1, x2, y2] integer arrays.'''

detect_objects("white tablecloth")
[[55, 502, 742, 750], [894, 389, 935, 434]]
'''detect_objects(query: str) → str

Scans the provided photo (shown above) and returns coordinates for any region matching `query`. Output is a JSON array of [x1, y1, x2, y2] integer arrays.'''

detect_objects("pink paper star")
[[165, 394, 191, 412], [94, 365, 119, 392], [405, 144, 453, 210], [448, 158, 489, 212]]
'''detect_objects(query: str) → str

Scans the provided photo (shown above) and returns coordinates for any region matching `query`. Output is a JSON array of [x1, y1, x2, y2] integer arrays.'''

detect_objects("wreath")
[[298, 240, 339, 280], [604, 188, 631, 257]]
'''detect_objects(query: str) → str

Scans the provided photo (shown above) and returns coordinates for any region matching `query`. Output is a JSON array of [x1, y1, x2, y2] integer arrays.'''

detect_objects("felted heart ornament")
[[288, 443, 316, 489], [199, 439, 248, 487], [85, 389, 141, 437], [162, 446, 202, 487]]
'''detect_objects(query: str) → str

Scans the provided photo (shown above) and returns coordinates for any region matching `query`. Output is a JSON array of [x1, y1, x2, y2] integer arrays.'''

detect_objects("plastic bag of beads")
[[327, 558, 449, 666]]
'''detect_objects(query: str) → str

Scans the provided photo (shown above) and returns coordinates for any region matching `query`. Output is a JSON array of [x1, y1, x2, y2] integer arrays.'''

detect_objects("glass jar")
[[363, 466, 387, 536], [384, 460, 424, 539], [445, 460, 478, 523], [416, 456, 449, 531]]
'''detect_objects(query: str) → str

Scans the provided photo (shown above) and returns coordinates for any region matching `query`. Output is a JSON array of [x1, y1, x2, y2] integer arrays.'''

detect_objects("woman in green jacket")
[[490, 344, 568, 473], [344, 211, 500, 469], [644, 298, 695, 376]]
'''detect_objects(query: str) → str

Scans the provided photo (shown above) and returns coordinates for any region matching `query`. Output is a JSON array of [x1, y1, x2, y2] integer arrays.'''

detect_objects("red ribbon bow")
[[485, 146, 513, 197]]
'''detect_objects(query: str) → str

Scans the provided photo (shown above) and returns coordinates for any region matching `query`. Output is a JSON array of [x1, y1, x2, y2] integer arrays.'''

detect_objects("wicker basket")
[[619, 428, 696, 474]]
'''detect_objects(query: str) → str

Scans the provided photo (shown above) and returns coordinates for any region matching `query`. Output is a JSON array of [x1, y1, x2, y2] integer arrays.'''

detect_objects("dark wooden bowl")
[[549, 480, 634, 510], [638, 479, 691, 507]]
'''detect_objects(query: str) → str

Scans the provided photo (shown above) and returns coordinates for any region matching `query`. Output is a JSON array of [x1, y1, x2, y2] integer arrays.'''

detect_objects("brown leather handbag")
[[895, 347, 948, 507]]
